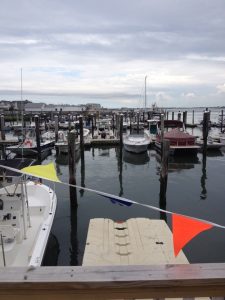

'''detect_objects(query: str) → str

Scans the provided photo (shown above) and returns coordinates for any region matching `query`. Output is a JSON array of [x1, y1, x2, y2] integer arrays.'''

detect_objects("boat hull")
[[123, 134, 150, 154], [55, 141, 80, 154], [0, 181, 57, 267]]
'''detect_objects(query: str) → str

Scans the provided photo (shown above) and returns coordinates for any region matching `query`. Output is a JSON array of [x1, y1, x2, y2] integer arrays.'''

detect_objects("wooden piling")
[[192, 110, 195, 125], [68, 114, 71, 132], [172, 111, 174, 120], [54, 115, 59, 142], [112, 114, 115, 134], [79, 116, 84, 160], [43, 114, 47, 131], [0, 115, 6, 159], [183, 111, 187, 128], [91, 114, 94, 138], [160, 114, 164, 144], [137, 112, 140, 134], [203, 110, 210, 154], [0, 114, 5, 141], [177, 111, 181, 121], [221, 110, 224, 133], [34, 115, 41, 163], [160, 139, 170, 222], [119, 114, 123, 148], [68, 131, 77, 208], [129, 113, 132, 134], [166, 111, 169, 120]]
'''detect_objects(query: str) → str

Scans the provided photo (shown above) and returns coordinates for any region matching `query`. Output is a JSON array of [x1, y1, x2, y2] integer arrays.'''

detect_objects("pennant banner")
[[98, 194, 133, 207], [172, 213, 213, 256], [21, 162, 61, 183], [0, 163, 223, 258]]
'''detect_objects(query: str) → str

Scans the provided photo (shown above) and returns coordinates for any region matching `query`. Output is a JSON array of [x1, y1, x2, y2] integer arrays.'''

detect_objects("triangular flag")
[[98, 194, 133, 207], [21, 162, 61, 183], [172, 213, 213, 257]]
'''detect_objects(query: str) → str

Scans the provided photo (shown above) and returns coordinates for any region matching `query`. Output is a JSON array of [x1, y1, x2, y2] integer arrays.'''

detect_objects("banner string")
[[1, 164, 225, 230]]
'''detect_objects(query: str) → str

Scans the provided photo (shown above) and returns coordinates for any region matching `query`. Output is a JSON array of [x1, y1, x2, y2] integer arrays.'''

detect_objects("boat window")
[[0, 199, 3, 210]]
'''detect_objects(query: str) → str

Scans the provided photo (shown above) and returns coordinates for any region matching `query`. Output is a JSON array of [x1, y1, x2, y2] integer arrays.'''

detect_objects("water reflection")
[[80, 155, 85, 197], [159, 175, 168, 223], [168, 154, 200, 172], [55, 151, 81, 166], [42, 233, 60, 266], [123, 150, 150, 165], [69, 184, 78, 265], [200, 151, 207, 200]]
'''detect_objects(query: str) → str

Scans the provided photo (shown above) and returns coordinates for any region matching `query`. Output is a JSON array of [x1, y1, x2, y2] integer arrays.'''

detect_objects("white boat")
[[41, 131, 55, 142], [0, 179, 57, 267], [196, 136, 224, 150], [55, 130, 80, 154], [209, 132, 225, 145], [7, 131, 54, 158], [123, 133, 151, 153]]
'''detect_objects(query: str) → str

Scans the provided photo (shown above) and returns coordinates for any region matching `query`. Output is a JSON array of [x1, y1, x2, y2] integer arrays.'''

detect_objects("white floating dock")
[[82, 218, 188, 266], [83, 218, 209, 300]]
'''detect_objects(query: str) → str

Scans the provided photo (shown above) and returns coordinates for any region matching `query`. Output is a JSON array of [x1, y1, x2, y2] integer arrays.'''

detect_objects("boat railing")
[[0, 263, 225, 299]]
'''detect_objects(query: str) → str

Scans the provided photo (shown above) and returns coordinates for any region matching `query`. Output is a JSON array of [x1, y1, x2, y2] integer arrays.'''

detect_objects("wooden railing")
[[0, 263, 225, 299]]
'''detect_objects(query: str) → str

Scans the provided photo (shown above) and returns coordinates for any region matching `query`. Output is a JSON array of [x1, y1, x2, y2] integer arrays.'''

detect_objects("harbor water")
[[42, 133, 225, 266], [3, 107, 225, 266]]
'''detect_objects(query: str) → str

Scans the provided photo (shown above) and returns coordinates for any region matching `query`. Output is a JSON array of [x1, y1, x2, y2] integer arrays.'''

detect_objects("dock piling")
[[68, 131, 77, 207], [34, 115, 41, 163], [221, 110, 224, 133], [172, 111, 174, 120], [79, 116, 84, 159], [137, 112, 140, 134], [119, 114, 123, 149], [91, 114, 94, 138], [0, 115, 6, 159], [203, 110, 210, 153]]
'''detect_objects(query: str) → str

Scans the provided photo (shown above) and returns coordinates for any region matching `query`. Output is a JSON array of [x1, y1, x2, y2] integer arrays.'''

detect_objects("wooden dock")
[[82, 218, 188, 266], [82, 218, 210, 300]]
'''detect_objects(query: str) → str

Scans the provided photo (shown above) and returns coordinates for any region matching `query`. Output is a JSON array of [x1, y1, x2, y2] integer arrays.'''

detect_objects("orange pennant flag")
[[172, 214, 213, 257]]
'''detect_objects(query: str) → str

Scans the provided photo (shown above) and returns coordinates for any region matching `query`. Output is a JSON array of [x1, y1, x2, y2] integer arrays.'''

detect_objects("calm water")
[[42, 126, 225, 266]]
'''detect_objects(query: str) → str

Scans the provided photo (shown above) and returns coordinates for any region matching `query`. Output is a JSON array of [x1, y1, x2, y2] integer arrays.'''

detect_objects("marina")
[[1, 0, 225, 297], [0, 108, 224, 266], [0, 107, 225, 299]]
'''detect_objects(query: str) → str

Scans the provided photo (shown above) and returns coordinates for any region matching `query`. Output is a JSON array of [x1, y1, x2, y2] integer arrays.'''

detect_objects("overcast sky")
[[0, 0, 225, 108]]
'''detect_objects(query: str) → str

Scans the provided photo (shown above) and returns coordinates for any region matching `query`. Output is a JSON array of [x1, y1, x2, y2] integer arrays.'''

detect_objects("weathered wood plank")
[[83, 218, 188, 266], [0, 264, 225, 299]]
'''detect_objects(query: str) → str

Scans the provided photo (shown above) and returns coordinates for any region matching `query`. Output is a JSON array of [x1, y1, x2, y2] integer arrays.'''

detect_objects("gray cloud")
[[0, 0, 225, 107]]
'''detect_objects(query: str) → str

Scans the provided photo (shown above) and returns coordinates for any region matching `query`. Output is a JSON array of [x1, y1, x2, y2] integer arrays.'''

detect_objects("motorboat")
[[0, 177, 57, 267], [123, 133, 151, 154], [55, 130, 80, 154], [196, 136, 224, 150], [6, 131, 55, 158], [155, 128, 200, 155]]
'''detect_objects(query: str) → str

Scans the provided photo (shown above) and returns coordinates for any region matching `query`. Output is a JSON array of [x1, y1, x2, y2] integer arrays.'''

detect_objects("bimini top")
[[158, 128, 196, 146]]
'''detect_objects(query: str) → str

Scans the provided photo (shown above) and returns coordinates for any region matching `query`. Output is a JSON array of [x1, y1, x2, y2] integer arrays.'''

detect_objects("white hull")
[[55, 141, 80, 154], [123, 134, 150, 154], [0, 181, 57, 267], [7, 141, 54, 157]]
